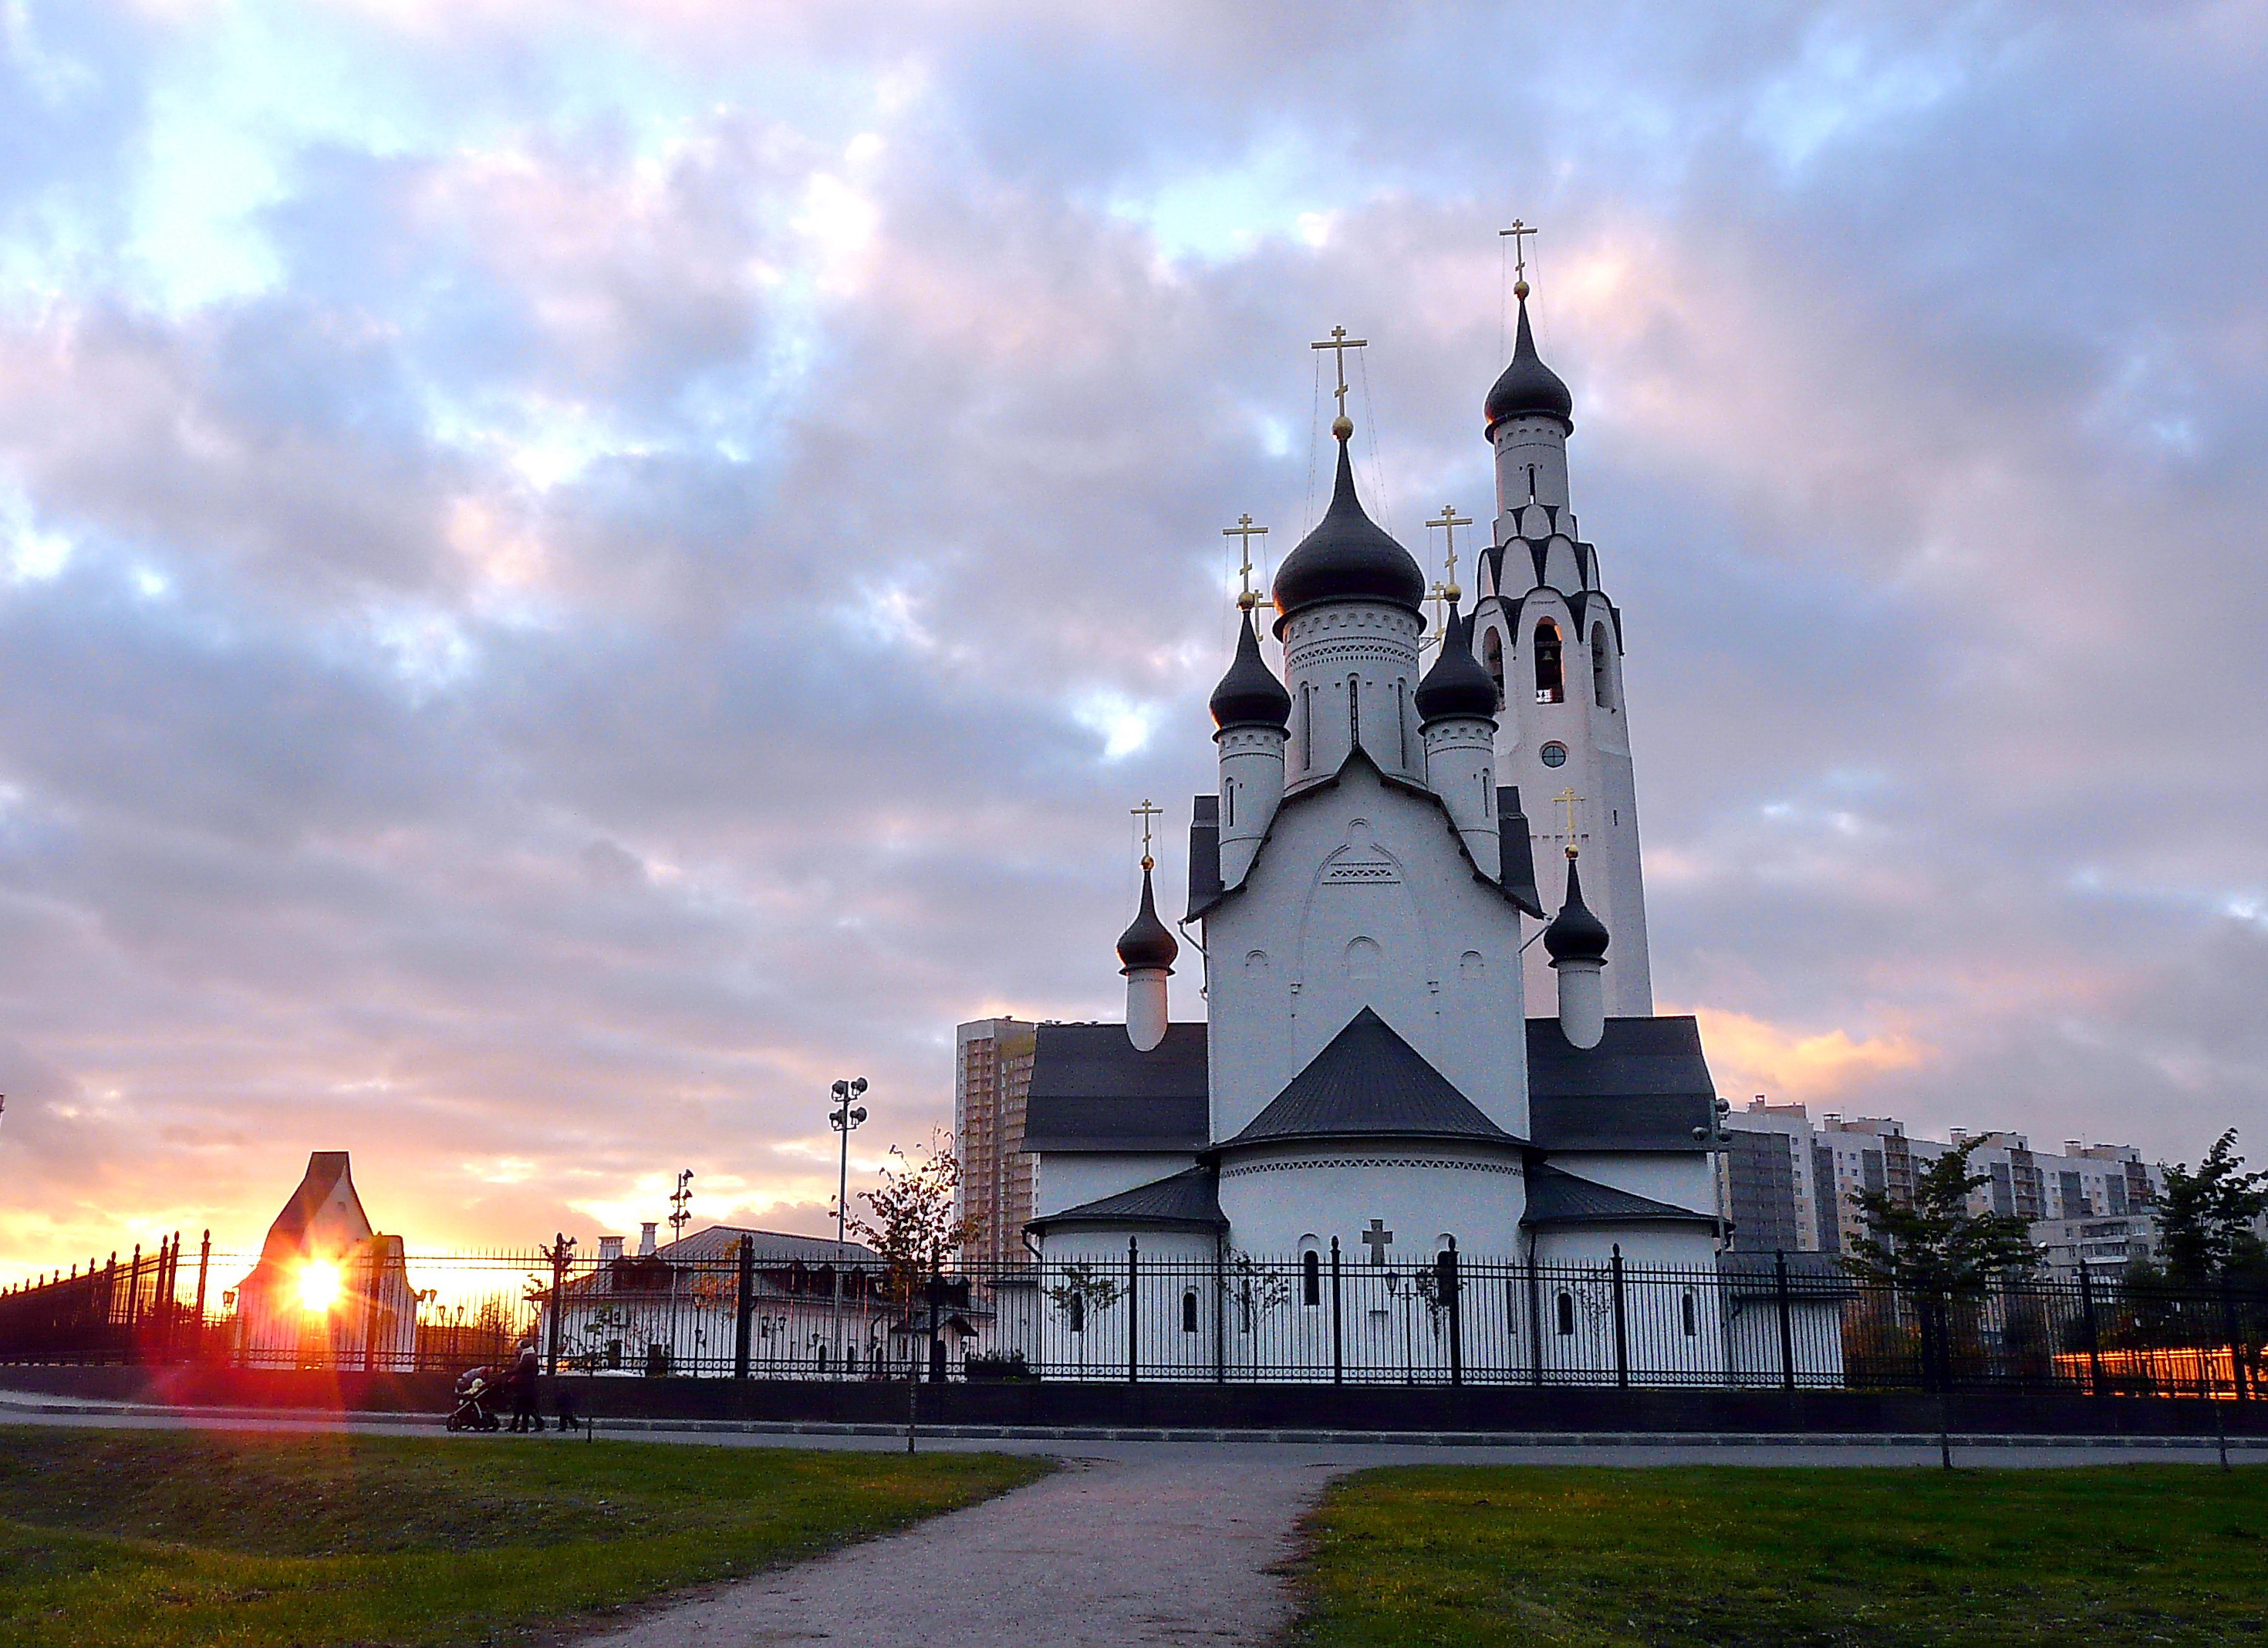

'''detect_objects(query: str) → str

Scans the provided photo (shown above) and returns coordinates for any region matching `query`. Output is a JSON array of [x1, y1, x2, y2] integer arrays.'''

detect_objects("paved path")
[[582, 1453, 1325, 1648]]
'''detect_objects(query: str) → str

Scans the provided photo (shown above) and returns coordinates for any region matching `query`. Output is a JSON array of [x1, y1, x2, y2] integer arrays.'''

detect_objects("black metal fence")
[[2, 1235, 2263, 1400]]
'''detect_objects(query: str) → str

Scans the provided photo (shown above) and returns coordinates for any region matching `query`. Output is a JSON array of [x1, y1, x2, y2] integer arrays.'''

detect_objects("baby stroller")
[[447, 1365, 504, 1431]]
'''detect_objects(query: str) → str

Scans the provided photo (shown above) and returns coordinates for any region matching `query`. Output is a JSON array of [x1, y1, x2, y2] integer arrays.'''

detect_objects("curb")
[[6, 1397, 2265, 1450]]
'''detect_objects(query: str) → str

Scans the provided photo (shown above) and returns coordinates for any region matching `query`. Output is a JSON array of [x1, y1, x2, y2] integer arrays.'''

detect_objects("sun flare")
[[297, 1258, 343, 1314]]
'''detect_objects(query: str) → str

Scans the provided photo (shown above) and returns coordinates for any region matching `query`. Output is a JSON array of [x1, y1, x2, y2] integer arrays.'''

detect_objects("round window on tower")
[[1539, 741, 1568, 768]]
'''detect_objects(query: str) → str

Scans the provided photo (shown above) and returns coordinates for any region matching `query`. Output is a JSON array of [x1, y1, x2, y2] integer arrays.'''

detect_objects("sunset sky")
[[2, 2, 2264, 1272]]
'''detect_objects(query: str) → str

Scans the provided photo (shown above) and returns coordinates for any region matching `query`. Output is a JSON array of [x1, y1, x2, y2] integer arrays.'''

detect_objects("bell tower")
[[1469, 230, 1654, 1018]]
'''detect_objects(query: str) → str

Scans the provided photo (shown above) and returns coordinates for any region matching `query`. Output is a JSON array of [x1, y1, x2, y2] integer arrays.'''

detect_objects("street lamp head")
[[850, 1106, 866, 1126], [832, 1079, 849, 1099], [850, 1076, 868, 1095]]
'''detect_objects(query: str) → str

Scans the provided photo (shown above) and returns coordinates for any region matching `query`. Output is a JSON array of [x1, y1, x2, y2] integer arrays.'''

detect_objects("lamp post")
[[829, 1078, 868, 1377]]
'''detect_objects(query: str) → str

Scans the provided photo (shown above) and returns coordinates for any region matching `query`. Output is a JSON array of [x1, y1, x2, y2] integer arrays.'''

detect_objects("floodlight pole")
[[829, 1078, 868, 1378]]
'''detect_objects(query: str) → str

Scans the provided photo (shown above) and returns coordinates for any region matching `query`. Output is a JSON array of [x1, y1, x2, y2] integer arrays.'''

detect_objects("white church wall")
[[1031, 1153, 1198, 1219], [1281, 601, 1426, 792], [1215, 1147, 1526, 1258], [1723, 1296, 1848, 1386], [1203, 762, 1530, 1140]]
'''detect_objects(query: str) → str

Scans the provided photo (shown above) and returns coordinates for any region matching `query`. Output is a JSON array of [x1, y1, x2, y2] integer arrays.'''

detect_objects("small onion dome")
[[1415, 606, 1500, 724], [1210, 606, 1291, 731], [1483, 296, 1574, 434], [1271, 436, 1426, 633], [1116, 866, 1179, 973], [1542, 857, 1610, 964]]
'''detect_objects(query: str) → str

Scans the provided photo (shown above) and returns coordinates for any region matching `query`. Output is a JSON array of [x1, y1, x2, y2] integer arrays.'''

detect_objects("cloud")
[[2, 0, 2266, 1274]]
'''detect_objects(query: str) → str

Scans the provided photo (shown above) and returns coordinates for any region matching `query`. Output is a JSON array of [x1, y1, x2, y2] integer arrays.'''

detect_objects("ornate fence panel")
[[3, 1240, 2263, 1399]]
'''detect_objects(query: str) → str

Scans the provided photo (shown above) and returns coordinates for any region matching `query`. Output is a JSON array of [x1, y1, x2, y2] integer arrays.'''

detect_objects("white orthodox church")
[[1005, 283, 1836, 1383]]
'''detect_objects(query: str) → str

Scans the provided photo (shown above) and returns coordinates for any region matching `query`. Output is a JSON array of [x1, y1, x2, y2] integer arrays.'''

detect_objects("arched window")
[[1067, 1292, 1086, 1334], [847, 1342, 860, 1371], [1223, 779, 1234, 829], [1534, 621, 1564, 704], [1348, 675, 1361, 750], [1302, 1250, 1321, 1308], [1395, 680, 1407, 767], [817, 1343, 831, 1372], [1481, 629, 1505, 710], [1680, 1292, 1697, 1337], [1300, 684, 1313, 766], [1591, 623, 1614, 709], [1555, 1291, 1575, 1336], [1181, 1289, 1200, 1334], [1527, 463, 1539, 502]]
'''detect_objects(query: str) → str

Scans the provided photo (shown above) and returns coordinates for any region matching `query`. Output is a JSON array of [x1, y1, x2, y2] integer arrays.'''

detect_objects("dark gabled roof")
[[1521, 1163, 1715, 1228], [1526, 1015, 1716, 1153], [1497, 786, 1542, 917], [1027, 1167, 1226, 1233], [1225, 1008, 1523, 1150], [1186, 795, 1222, 920], [656, 1226, 879, 1264], [1021, 1022, 1210, 1153]]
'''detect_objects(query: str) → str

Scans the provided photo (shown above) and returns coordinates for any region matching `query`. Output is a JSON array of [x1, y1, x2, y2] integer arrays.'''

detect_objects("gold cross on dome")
[[1426, 505, 1470, 604], [1500, 218, 1537, 279], [1309, 325, 1369, 421], [1223, 514, 1268, 610], [1554, 786, 1582, 854], [1131, 799, 1163, 872]]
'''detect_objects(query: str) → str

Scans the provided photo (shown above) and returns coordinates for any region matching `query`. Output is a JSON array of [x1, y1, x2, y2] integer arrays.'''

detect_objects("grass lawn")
[[1294, 1464, 2268, 1646], [0, 1423, 1047, 1647]]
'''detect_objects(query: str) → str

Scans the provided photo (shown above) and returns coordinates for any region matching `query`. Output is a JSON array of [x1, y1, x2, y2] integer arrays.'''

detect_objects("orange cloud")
[[1686, 1007, 1935, 1106]]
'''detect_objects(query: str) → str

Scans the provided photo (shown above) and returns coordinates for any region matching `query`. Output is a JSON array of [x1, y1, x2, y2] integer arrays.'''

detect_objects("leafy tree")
[[1842, 1137, 2037, 1295], [2155, 1130, 2268, 1286], [847, 1130, 982, 1312]]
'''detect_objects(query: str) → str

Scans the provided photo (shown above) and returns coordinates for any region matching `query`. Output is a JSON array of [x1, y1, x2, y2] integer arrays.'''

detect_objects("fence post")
[[2225, 1275, 2251, 1405], [1330, 1238, 1344, 1386], [1439, 1241, 1463, 1387], [125, 1244, 143, 1359], [733, 1236, 755, 1380], [1526, 1250, 1544, 1387], [1774, 1248, 1796, 1393], [1126, 1236, 1139, 1385], [192, 1231, 211, 1363], [360, 1241, 383, 1375], [1610, 1245, 1629, 1390], [545, 1234, 569, 1376], [2079, 1264, 2104, 1397]]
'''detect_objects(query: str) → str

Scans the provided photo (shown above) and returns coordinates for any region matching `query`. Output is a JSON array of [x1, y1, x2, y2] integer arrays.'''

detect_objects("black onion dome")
[[1542, 857, 1610, 964], [1210, 607, 1291, 731], [1116, 867, 1179, 972], [1415, 607, 1500, 724], [1484, 297, 1574, 432], [1270, 438, 1427, 632]]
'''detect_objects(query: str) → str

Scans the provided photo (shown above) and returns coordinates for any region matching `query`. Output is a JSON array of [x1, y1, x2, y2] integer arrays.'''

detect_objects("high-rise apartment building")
[[1720, 1100, 2166, 1259], [955, 1018, 1038, 1268]]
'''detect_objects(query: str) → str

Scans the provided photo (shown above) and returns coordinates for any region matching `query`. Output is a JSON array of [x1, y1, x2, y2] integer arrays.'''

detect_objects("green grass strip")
[[0, 1423, 1048, 1647], [1294, 1464, 2268, 1647]]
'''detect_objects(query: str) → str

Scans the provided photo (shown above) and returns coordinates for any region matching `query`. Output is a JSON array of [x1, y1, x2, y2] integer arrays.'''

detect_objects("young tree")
[[1843, 1137, 2038, 1295], [2155, 1130, 2268, 1286], [847, 1130, 983, 1311]]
